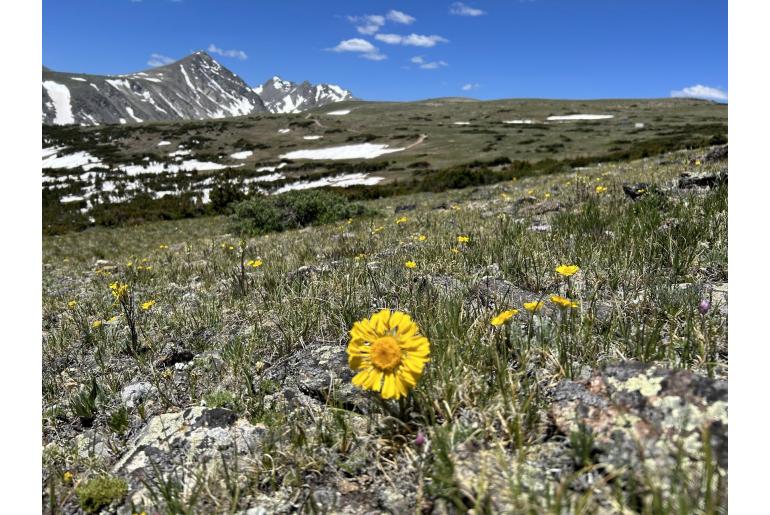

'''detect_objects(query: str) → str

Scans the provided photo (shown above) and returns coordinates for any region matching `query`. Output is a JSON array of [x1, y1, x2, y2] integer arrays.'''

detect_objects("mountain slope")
[[42, 52, 266, 125], [254, 76, 353, 114]]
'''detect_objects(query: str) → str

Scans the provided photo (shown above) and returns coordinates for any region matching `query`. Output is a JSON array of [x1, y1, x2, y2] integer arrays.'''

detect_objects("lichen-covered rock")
[[120, 381, 157, 408], [550, 361, 727, 478], [112, 406, 265, 507]]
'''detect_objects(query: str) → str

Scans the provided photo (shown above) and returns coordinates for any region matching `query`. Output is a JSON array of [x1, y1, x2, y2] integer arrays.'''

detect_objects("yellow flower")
[[523, 301, 544, 313], [550, 295, 578, 309], [159, 244, 169, 249], [457, 235, 470, 243], [347, 309, 430, 400], [372, 226, 385, 234], [110, 282, 129, 301], [395, 216, 409, 224], [595, 185, 608, 194], [67, 300, 77, 309], [107, 316, 118, 323], [555, 264, 580, 277], [491, 309, 519, 326], [695, 159, 702, 166], [63, 471, 73, 484], [416, 234, 427, 241], [405, 260, 417, 269], [451, 204, 461, 211], [91, 320, 102, 329], [451, 247, 460, 254], [126, 261, 133, 268], [228, 245, 235, 251], [141, 300, 156, 311], [246, 259, 263, 268], [355, 253, 366, 261]]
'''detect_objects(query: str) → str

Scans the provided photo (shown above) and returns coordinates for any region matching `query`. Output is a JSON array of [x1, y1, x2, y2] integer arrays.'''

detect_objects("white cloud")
[[411, 56, 447, 69], [387, 10, 415, 24], [461, 83, 480, 91], [329, 39, 385, 61], [147, 53, 174, 67], [361, 52, 387, 61], [450, 2, 486, 16], [207, 44, 248, 60], [670, 84, 727, 102], [375, 33, 449, 47], [330, 38, 377, 53], [348, 14, 385, 35]]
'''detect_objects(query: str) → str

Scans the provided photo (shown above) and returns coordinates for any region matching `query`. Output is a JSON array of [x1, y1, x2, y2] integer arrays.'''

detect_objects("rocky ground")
[[43, 146, 727, 513]]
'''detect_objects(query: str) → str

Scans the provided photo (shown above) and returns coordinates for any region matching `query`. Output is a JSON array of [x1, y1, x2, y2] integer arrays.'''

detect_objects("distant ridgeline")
[[42, 51, 354, 126]]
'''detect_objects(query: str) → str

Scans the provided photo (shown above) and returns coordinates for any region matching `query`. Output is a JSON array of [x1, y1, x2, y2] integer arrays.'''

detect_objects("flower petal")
[[381, 372, 399, 399]]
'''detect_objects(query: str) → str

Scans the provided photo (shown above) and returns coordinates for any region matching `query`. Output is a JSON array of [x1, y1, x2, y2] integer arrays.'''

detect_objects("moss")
[[75, 475, 128, 513]]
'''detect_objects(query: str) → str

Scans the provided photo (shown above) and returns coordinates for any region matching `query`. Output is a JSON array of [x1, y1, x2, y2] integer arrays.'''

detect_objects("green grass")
[[42, 148, 727, 513]]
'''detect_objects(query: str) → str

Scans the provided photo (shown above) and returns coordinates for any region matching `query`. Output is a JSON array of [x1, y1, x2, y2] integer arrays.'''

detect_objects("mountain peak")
[[254, 76, 353, 114]]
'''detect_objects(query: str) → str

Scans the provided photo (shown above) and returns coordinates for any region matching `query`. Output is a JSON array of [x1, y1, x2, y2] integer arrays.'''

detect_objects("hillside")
[[42, 145, 728, 513], [42, 97, 726, 234]]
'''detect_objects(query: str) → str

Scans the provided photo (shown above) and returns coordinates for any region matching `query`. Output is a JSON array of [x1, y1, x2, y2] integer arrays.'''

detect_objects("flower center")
[[370, 336, 402, 371]]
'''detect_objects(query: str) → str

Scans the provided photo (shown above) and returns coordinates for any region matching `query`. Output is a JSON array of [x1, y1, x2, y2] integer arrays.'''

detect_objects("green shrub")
[[229, 189, 372, 235], [75, 475, 128, 513]]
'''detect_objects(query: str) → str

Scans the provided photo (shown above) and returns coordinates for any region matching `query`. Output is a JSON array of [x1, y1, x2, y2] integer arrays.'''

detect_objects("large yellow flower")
[[555, 264, 580, 277], [347, 309, 430, 400], [491, 309, 518, 326]]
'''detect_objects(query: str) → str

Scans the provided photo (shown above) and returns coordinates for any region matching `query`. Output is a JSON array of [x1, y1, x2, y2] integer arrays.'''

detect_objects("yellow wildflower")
[[246, 259, 263, 268], [107, 315, 118, 323], [372, 226, 385, 234], [355, 253, 366, 261], [126, 261, 133, 268], [451, 204, 461, 211], [695, 159, 702, 166], [110, 282, 129, 300], [67, 300, 77, 309], [550, 295, 579, 308], [457, 235, 470, 243], [347, 309, 430, 400], [595, 185, 608, 194], [416, 234, 427, 241], [63, 471, 73, 484], [451, 247, 460, 254], [91, 320, 102, 329], [555, 264, 580, 277], [395, 216, 409, 224], [491, 309, 519, 326], [159, 244, 169, 250], [405, 260, 417, 269], [523, 301, 544, 313], [141, 300, 156, 311]]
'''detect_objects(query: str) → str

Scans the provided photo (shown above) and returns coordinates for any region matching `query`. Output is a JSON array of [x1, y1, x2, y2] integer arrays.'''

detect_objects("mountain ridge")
[[42, 52, 353, 125]]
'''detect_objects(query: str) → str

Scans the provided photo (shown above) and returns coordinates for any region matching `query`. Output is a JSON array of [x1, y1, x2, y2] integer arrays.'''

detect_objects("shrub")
[[229, 189, 372, 235], [75, 475, 128, 513]]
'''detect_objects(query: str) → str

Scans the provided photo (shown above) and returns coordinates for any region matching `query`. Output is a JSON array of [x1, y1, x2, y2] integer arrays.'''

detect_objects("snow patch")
[[70, 77, 87, 82], [230, 150, 253, 160], [280, 143, 405, 161], [278, 128, 291, 134], [326, 109, 350, 116], [42, 81, 75, 125], [503, 119, 534, 124], [274, 173, 383, 194], [157, 141, 171, 146], [303, 135, 323, 140], [42, 150, 102, 170], [453, 121, 471, 125], [547, 114, 614, 121]]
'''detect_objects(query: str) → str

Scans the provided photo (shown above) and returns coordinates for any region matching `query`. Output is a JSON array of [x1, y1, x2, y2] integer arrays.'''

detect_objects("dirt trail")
[[405, 133, 427, 149]]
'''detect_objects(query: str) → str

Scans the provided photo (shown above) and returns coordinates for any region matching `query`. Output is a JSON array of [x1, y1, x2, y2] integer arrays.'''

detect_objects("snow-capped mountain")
[[42, 52, 267, 125], [253, 76, 353, 114]]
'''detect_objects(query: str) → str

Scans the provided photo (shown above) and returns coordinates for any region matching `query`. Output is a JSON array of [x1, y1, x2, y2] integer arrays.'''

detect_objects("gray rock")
[[113, 406, 265, 507], [120, 382, 157, 408], [74, 430, 112, 460]]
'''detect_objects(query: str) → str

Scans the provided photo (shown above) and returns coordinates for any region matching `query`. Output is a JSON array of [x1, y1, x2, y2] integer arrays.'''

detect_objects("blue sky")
[[42, 0, 727, 102]]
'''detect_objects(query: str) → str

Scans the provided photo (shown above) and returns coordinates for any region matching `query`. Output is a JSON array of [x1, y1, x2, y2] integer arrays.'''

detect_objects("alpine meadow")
[[40, 2, 729, 514]]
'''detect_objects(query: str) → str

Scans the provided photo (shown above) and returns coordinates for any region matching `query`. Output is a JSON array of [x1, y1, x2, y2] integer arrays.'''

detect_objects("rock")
[[157, 348, 195, 369], [112, 407, 265, 507], [678, 170, 727, 189], [120, 381, 157, 408], [415, 274, 464, 297], [394, 204, 417, 212], [74, 430, 112, 460], [549, 361, 728, 473], [703, 145, 727, 162], [262, 342, 370, 414], [622, 183, 650, 200], [529, 223, 552, 233], [469, 276, 556, 315]]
